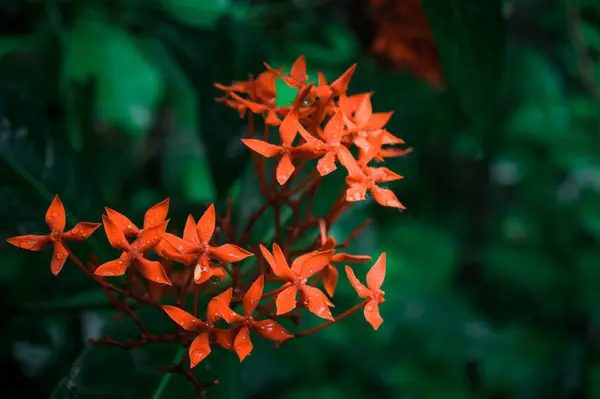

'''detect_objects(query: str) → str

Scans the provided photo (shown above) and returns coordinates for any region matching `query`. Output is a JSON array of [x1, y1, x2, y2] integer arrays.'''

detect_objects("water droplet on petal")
[[55, 253, 64, 260], [127, 224, 132, 229]]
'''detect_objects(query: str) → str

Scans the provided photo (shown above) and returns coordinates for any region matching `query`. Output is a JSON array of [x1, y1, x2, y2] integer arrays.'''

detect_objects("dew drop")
[[127, 224, 132, 229], [55, 253, 64, 260]]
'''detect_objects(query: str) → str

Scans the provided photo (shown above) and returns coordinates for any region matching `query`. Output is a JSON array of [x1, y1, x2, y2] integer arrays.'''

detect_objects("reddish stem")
[[294, 300, 368, 337]]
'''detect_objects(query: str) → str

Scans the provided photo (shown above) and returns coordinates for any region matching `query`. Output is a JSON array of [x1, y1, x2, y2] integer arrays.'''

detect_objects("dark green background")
[[1, 0, 600, 398]]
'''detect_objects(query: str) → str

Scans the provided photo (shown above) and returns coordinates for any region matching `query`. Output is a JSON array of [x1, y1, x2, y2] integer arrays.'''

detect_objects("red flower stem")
[[238, 201, 269, 246], [89, 333, 179, 349], [193, 284, 200, 317], [261, 284, 289, 299], [339, 218, 371, 248], [294, 299, 368, 337], [288, 169, 320, 197]]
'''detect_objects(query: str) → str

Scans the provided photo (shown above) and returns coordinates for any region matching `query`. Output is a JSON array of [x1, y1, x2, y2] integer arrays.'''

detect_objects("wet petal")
[[265, 110, 281, 126], [193, 261, 212, 284], [279, 110, 298, 146], [261, 244, 293, 280], [63, 222, 101, 242], [189, 332, 211, 368], [210, 266, 228, 281], [364, 111, 392, 130], [253, 319, 294, 341], [7, 234, 50, 251], [320, 264, 339, 298], [354, 94, 373, 127], [51, 241, 69, 276], [330, 64, 356, 96], [102, 215, 130, 251], [366, 252, 386, 292], [364, 299, 383, 330], [162, 232, 199, 254], [243, 275, 264, 317], [234, 326, 253, 362], [298, 249, 334, 278], [371, 167, 403, 183], [45, 195, 66, 232], [290, 251, 317, 275], [337, 145, 363, 177], [275, 285, 297, 315], [317, 151, 337, 176], [143, 198, 170, 229], [95, 252, 132, 276], [207, 288, 234, 324], [345, 183, 367, 203], [136, 220, 169, 252], [331, 253, 372, 264], [197, 204, 216, 244], [136, 257, 172, 286], [290, 55, 307, 84], [183, 214, 199, 244], [323, 111, 344, 143], [104, 207, 140, 236], [302, 286, 334, 321], [276, 153, 295, 186], [214, 328, 236, 351], [370, 185, 405, 209], [210, 244, 253, 263], [344, 266, 371, 298], [162, 305, 202, 331], [155, 240, 196, 265], [241, 139, 281, 158]]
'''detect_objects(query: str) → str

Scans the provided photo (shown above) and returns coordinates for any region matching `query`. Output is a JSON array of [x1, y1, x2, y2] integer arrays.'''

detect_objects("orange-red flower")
[[215, 275, 294, 362], [95, 216, 172, 285], [105, 198, 170, 237], [260, 243, 335, 320], [7, 195, 100, 275], [161, 204, 253, 284], [314, 222, 372, 297], [161, 289, 235, 368], [345, 253, 387, 330]]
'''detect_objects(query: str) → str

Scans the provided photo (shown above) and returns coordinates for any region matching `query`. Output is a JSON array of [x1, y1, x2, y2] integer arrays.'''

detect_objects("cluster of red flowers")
[[8, 56, 406, 396], [370, 0, 442, 86]]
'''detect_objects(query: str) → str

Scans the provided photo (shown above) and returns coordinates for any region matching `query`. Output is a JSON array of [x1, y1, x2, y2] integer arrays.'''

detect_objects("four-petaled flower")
[[260, 243, 335, 320], [217, 275, 294, 362], [345, 253, 387, 330], [7, 195, 100, 275], [95, 216, 172, 285], [161, 289, 236, 368], [161, 204, 254, 284], [105, 198, 170, 237]]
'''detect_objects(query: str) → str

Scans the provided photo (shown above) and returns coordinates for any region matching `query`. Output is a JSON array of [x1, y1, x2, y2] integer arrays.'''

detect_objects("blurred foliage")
[[1, 0, 600, 398]]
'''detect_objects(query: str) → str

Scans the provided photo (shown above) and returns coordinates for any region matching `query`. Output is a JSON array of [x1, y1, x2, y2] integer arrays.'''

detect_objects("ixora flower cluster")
[[8, 56, 408, 396]]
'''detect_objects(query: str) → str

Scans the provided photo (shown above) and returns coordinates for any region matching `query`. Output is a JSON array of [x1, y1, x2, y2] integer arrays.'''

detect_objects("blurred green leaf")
[[64, 10, 164, 137], [422, 0, 505, 126], [162, 0, 230, 29]]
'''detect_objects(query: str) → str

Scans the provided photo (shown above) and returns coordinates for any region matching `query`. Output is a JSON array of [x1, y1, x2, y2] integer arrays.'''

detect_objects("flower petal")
[[210, 244, 253, 263], [136, 220, 169, 253], [276, 153, 295, 185], [370, 167, 403, 183], [320, 264, 339, 298], [302, 286, 334, 321], [344, 266, 371, 298], [214, 328, 236, 351], [290, 55, 307, 85], [162, 305, 202, 331], [197, 204, 216, 244], [207, 288, 234, 324], [364, 111, 392, 130], [279, 110, 298, 146], [331, 253, 372, 264], [364, 299, 383, 330], [189, 332, 211, 368], [241, 139, 281, 158], [243, 275, 264, 317], [95, 252, 132, 276], [330, 64, 356, 95], [162, 232, 199, 254], [354, 94, 373, 127], [63, 222, 101, 242], [253, 319, 294, 341], [366, 252, 386, 292], [317, 151, 337, 176], [102, 215, 130, 251], [324, 111, 344, 144], [136, 257, 172, 285], [183, 214, 199, 244], [290, 251, 317, 275], [298, 249, 334, 278], [370, 185, 405, 209], [51, 241, 69, 276], [275, 285, 298, 315], [337, 145, 363, 178], [155, 240, 196, 266], [268, 243, 294, 280], [234, 326, 253, 362], [104, 207, 140, 236], [46, 195, 66, 232], [7, 234, 50, 251], [144, 198, 170, 229]]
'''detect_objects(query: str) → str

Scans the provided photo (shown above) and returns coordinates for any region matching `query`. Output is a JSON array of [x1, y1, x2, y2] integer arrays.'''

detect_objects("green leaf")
[[143, 39, 216, 203], [162, 0, 230, 29], [422, 0, 506, 126], [64, 10, 164, 138]]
